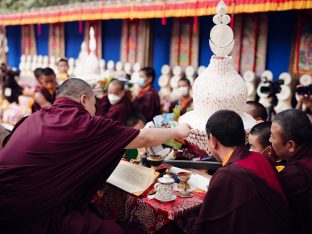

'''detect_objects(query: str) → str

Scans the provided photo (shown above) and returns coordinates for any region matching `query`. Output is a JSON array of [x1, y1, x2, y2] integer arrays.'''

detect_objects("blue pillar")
[[35, 24, 49, 56], [152, 18, 173, 90], [102, 20, 122, 62], [266, 11, 295, 79], [199, 16, 214, 67], [65, 21, 84, 58], [6, 25, 21, 69]]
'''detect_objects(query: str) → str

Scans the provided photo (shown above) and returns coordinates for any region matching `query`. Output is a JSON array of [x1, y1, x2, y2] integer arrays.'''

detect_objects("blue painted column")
[[6, 25, 22, 69], [199, 16, 214, 67], [65, 21, 84, 58], [266, 11, 295, 79], [152, 18, 173, 90], [102, 20, 122, 62], [35, 24, 49, 56]]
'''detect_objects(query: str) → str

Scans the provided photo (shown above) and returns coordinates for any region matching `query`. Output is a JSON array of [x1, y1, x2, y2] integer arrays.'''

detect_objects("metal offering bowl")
[[147, 155, 164, 170], [177, 171, 191, 192]]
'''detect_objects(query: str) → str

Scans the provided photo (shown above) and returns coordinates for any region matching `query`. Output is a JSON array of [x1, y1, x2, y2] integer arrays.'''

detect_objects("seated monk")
[[193, 110, 291, 234], [133, 67, 161, 122], [0, 78, 190, 234], [270, 109, 312, 234], [169, 78, 193, 115], [96, 79, 133, 125], [244, 101, 268, 122], [32, 67, 57, 113]]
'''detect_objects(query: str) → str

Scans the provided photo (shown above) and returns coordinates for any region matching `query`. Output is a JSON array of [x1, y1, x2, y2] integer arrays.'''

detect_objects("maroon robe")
[[0, 98, 139, 234], [32, 86, 56, 113], [96, 95, 133, 124], [133, 86, 160, 122], [193, 145, 291, 234], [277, 144, 312, 234]]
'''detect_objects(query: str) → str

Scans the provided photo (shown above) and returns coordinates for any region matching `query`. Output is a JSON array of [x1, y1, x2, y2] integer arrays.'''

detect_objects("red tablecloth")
[[93, 184, 205, 234]]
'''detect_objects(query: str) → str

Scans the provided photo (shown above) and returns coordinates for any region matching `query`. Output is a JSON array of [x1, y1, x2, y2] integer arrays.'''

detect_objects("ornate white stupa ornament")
[[209, 0, 234, 57], [158, 64, 172, 100], [275, 72, 292, 113], [178, 0, 256, 155], [244, 70, 256, 101], [77, 27, 101, 84]]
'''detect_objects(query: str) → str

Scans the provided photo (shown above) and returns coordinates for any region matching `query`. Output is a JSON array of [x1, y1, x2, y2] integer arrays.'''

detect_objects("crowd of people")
[[0, 58, 311, 234]]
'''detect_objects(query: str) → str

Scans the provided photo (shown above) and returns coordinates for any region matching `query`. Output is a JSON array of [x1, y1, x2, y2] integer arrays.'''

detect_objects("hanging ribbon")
[[135, 20, 139, 62], [126, 19, 131, 62], [193, 0, 199, 33], [189, 20, 193, 65], [79, 21, 83, 34], [162, 0, 167, 26], [295, 13, 302, 77], [37, 24, 41, 36], [252, 14, 260, 72], [230, 0, 236, 29], [238, 15, 244, 73], [177, 19, 182, 65]]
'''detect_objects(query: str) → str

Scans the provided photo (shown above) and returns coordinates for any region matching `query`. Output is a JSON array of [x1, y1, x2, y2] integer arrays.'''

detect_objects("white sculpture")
[[275, 85, 292, 113], [185, 66, 195, 85], [76, 27, 102, 84], [244, 70, 256, 101], [275, 72, 292, 113], [158, 65, 172, 101], [178, 0, 256, 154]]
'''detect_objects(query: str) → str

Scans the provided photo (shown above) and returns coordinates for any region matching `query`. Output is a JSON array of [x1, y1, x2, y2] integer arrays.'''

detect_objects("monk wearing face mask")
[[133, 67, 161, 122], [31, 67, 57, 113], [169, 78, 193, 114], [96, 79, 133, 125]]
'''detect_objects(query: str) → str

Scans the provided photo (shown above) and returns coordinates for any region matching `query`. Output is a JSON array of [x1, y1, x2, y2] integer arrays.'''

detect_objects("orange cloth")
[[222, 148, 236, 166], [181, 96, 191, 111]]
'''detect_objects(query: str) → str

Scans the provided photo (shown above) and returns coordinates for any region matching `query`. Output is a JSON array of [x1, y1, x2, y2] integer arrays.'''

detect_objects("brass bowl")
[[147, 155, 164, 169]]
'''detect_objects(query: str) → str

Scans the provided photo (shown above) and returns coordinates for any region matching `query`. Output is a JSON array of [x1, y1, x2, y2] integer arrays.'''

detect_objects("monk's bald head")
[[56, 78, 96, 116], [109, 79, 124, 90], [56, 78, 93, 101]]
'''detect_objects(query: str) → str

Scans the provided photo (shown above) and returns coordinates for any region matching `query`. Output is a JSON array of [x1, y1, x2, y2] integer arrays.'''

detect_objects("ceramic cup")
[[154, 175, 175, 201]]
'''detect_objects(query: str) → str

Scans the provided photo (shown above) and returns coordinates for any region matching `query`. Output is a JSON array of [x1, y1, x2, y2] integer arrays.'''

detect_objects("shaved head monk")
[[244, 101, 268, 122], [270, 109, 312, 234], [96, 79, 133, 124], [0, 78, 190, 234], [193, 110, 290, 234]]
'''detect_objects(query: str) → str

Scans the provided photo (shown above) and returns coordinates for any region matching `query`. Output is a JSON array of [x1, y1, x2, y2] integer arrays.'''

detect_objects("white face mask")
[[178, 86, 189, 97], [108, 94, 122, 105]]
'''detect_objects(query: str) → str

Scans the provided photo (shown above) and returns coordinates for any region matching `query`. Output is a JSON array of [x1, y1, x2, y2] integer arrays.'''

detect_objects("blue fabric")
[[35, 24, 49, 56], [7, 26, 21, 69], [199, 16, 214, 67], [152, 18, 173, 90], [65, 21, 84, 59], [102, 20, 122, 62], [266, 11, 295, 79]]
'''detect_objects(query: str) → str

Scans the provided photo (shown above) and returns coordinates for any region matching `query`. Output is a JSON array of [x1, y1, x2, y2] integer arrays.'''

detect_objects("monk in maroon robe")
[[0, 78, 190, 234], [96, 79, 133, 124], [193, 110, 291, 234], [133, 67, 160, 122], [169, 78, 193, 115], [270, 109, 312, 234], [32, 67, 57, 113]]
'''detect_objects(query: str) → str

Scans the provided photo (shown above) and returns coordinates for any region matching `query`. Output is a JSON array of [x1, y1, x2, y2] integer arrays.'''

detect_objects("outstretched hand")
[[177, 123, 191, 138]]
